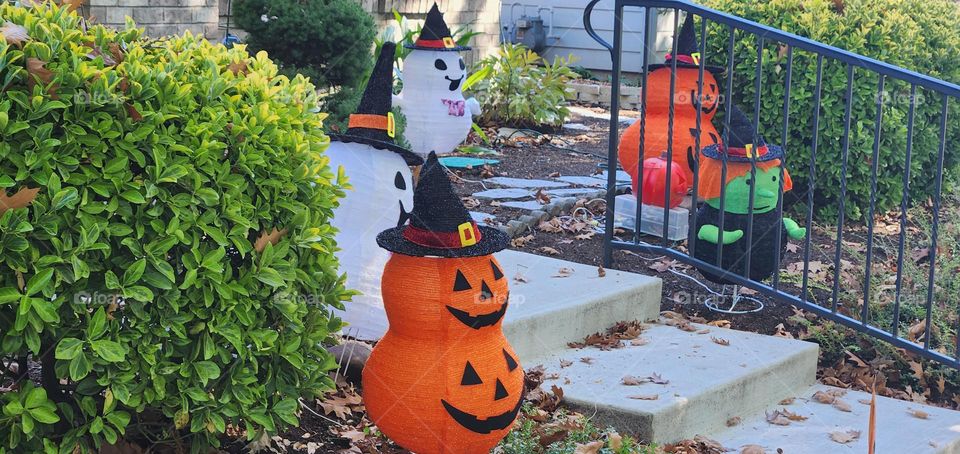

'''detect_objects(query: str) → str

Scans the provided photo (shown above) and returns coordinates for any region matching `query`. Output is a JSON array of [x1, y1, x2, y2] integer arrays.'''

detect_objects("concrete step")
[[498, 250, 662, 361], [524, 320, 819, 444], [714, 384, 960, 454]]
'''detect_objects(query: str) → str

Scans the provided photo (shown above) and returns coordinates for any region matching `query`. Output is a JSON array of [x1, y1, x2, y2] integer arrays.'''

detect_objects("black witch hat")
[[404, 3, 471, 52], [378, 152, 509, 257], [329, 42, 423, 166], [648, 13, 725, 74], [702, 104, 783, 163]]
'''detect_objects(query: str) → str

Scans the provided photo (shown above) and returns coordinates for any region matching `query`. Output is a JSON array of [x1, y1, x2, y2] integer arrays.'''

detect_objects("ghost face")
[[327, 141, 414, 237], [403, 50, 467, 94]]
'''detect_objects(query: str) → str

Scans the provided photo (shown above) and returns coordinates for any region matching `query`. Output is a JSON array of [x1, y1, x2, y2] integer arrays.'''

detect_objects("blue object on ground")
[[439, 157, 501, 169]]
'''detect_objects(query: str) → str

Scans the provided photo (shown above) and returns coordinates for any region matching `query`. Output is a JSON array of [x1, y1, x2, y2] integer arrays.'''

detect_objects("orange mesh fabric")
[[618, 67, 722, 186], [697, 157, 793, 200], [362, 254, 523, 454]]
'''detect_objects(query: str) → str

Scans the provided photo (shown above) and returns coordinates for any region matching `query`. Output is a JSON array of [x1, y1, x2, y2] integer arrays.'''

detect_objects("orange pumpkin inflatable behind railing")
[[365, 152, 523, 454], [618, 13, 723, 190]]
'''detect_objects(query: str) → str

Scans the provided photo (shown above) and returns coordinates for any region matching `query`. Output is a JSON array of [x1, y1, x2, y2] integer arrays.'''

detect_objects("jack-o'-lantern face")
[[645, 68, 720, 119], [441, 344, 524, 434], [443, 257, 510, 329]]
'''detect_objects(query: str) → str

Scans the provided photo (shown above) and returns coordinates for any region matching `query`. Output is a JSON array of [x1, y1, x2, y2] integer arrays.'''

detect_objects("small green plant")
[[498, 404, 653, 453], [0, 3, 348, 452], [233, 0, 377, 129], [468, 44, 577, 129], [702, 0, 960, 219]]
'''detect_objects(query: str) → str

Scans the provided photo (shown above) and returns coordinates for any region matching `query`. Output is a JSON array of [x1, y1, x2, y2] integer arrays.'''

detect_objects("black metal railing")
[[585, 0, 960, 368]]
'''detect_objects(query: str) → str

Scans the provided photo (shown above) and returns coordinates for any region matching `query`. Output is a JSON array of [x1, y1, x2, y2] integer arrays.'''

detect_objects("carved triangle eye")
[[461, 362, 482, 386], [503, 349, 518, 372], [480, 281, 493, 301], [453, 270, 472, 292], [494, 379, 509, 400], [490, 260, 504, 280]]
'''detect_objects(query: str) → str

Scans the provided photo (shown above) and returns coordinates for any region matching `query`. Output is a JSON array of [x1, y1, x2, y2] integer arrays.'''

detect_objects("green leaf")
[[0, 288, 22, 304], [255, 268, 285, 288], [31, 299, 59, 323], [25, 269, 54, 296], [27, 407, 59, 424], [90, 340, 126, 363], [123, 259, 147, 286], [123, 286, 154, 302], [25, 388, 47, 409], [193, 361, 220, 382], [55, 338, 84, 360], [50, 188, 79, 211], [69, 354, 92, 381], [87, 307, 107, 340]]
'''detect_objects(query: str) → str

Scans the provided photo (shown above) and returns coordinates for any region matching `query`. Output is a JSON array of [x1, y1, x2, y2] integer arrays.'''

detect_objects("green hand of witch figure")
[[696, 166, 806, 245], [692, 105, 806, 284]]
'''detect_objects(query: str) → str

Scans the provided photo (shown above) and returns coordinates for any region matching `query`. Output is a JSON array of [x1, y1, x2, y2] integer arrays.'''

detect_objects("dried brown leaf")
[[539, 246, 560, 256], [832, 399, 852, 412], [254, 228, 288, 253], [908, 409, 930, 419], [711, 336, 730, 346], [1, 21, 29, 46], [552, 267, 575, 278], [0, 187, 40, 214], [627, 394, 659, 400], [829, 429, 861, 444], [740, 445, 766, 454]]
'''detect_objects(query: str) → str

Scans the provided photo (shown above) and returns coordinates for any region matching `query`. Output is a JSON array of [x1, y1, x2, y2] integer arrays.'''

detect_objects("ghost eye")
[[772, 176, 778, 182], [459, 58, 465, 70], [745, 178, 753, 186], [435, 59, 448, 70], [394, 171, 406, 190]]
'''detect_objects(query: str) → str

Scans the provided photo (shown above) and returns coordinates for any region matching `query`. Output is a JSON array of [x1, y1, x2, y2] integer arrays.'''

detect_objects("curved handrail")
[[583, 0, 613, 54], [582, 0, 960, 97]]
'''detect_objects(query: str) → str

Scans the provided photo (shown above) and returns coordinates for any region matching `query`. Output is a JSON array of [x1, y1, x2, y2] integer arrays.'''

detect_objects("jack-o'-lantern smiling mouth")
[[445, 301, 508, 329], [441, 396, 524, 434], [445, 75, 463, 91]]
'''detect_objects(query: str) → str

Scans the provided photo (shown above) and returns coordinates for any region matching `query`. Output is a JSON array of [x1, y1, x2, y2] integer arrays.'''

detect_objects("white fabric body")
[[396, 50, 478, 157], [328, 141, 414, 339]]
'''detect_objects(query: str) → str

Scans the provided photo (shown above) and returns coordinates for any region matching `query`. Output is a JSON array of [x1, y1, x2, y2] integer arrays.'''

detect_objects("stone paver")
[[486, 176, 570, 189], [556, 175, 608, 187], [472, 188, 532, 201], [470, 211, 496, 224], [501, 200, 548, 211], [545, 188, 606, 198]]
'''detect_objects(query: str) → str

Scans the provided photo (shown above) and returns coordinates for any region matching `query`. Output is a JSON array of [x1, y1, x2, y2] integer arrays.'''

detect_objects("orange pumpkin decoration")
[[619, 13, 722, 187], [365, 152, 523, 454]]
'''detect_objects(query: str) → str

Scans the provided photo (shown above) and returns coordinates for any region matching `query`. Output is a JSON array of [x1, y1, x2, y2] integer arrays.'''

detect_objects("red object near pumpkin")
[[640, 156, 688, 208]]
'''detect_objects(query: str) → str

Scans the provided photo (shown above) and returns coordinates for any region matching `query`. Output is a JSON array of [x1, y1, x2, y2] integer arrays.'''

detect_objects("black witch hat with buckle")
[[404, 3, 471, 52], [378, 152, 509, 257], [648, 13, 725, 74], [329, 42, 423, 166]]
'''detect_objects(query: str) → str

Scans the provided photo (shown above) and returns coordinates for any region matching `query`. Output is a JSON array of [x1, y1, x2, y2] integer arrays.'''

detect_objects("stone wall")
[[359, 0, 502, 66], [87, 0, 220, 38]]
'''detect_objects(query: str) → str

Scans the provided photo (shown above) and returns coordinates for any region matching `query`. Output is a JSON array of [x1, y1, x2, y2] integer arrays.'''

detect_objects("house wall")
[[502, 1, 676, 74], [86, 0, 221, 38], [359, 0, 502, 66]]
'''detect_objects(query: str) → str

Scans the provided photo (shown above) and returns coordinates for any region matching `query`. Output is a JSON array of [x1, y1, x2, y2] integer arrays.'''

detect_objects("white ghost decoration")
[[395, 49, 481, 158], [329, 141, 414, 340]]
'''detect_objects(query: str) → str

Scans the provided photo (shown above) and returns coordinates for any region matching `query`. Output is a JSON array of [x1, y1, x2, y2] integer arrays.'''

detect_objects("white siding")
[[501, 1, 677, 74]]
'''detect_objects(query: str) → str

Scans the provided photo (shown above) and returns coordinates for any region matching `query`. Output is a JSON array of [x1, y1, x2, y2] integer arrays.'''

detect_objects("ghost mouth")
[[445, 75, 464, 91], [445, 302, 508, 329], [441, 396, 523, 434], [397, 201, 411, 228]]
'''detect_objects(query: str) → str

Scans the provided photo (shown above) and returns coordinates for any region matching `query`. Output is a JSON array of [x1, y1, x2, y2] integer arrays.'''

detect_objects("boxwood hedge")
[[0, 3, 348, 453]]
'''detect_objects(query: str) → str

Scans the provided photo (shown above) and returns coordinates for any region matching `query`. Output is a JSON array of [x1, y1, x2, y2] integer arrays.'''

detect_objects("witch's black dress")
[[692, 204, 788, 284]]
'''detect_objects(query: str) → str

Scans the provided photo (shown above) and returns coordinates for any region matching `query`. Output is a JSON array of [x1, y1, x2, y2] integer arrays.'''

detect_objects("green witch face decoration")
[[705, 166, 783, 215]]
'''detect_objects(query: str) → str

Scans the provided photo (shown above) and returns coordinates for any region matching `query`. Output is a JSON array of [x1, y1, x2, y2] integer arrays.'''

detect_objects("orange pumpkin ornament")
[[641, 155, 688, 208], [619, 13, 723, 188], [365, 152, 523, 454]]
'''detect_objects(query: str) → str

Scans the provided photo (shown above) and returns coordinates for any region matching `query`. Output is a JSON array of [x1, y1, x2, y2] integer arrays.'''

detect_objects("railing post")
[[601, 0, 626, 268]]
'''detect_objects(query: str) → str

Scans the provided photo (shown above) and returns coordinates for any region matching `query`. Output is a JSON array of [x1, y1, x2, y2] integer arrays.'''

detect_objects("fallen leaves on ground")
[[597, 265, 606, 277], [766, 408, 807, 426], [711, 336, 730, 346], [829, 429, 861, 444], [908, 408, 930, 419], [539, 246, 560, 255], [513, 272, 530, 283], [568, 320, 643, 350], [627, 394, 659, 400], [553, 267, 575, 278], [621, 373, 669, 386], [740, 445, 766, 454], [318, 387, 363, 420], [664, 435, 728, 454], [535, 189, 552, 205], [511, 234, 535, 248], [726, 416, 742, 427], [559, 359, 573, 368], [1, 21, 29, 46]]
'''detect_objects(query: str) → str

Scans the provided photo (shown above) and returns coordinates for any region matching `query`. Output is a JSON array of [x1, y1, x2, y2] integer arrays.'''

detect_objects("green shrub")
[[701, 0, 960, 219], [468, 44, 577, 129], [0, 4, 348, 452], [233, 0, 376, 130]]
